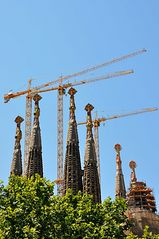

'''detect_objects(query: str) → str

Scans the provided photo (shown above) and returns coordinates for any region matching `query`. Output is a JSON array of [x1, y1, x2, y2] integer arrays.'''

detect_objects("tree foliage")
[[0, 175, 158, 239], [127, 226, 159, 239]]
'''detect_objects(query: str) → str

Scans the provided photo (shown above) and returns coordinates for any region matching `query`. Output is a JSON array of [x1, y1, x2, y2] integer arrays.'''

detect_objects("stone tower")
[[127, 161, 156, 212], [26, 94, 43, 178], [126, 161, 159, 236], [10, 116, 24, 176], [63, 87, 83, 195], [114, 144, 126, 198], [83, 103, 101, 203]]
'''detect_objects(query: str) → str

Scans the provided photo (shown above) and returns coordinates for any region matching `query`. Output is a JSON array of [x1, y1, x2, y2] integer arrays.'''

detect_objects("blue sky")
[[0, 1, 159, 209]]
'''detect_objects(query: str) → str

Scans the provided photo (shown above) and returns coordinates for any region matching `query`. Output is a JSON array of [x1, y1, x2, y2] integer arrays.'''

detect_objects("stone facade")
[[126, 160, 159, 235], [10, 116, 24, 176], [83, 103, 101, 203], [26, 94, 43, 178], [127, 208, 159, 236], [63, 88, 83, 195], [114, 144, 126, 198]]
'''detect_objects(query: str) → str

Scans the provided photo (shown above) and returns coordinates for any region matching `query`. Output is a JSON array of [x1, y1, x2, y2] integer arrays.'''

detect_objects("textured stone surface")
[[83, 103, 101, 203], [10, 116, 24, 176], [126, 160, 159, 235], [27, 94, 43, 178], [63, 88, 83, 195], [114, 144, 126, 198], [127, 208, 159, 236], [127, 161, 156, 213]]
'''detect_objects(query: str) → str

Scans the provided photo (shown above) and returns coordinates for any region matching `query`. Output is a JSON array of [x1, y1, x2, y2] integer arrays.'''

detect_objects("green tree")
[[0, 175, 159, 239], [126, 226, 159, 239], [0, 175, 54, 239]]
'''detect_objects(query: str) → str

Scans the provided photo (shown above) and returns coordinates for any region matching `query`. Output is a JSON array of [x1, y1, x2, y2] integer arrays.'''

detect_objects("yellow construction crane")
[[78, 107, 158, 183], [4, 48, 146, 102], [4, 70, 133, 174], [3, 48, 146, 194]]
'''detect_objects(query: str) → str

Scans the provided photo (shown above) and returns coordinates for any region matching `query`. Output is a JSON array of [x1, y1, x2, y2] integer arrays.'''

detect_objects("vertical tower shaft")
[[27, 94, 43, 178], [10, 116, 24, 176], [63, 87, 83, 195], [57, 87, 65, 194], [83, 104, 101, 203], [114, 144, 126, 198], [24, 79, 32, 176]]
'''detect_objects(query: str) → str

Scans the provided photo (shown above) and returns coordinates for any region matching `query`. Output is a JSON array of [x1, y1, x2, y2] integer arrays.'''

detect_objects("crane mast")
[[23, 80, 32, 176], [57, 87, 65, 194]]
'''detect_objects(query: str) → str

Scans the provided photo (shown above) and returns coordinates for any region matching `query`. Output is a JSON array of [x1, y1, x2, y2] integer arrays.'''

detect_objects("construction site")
[[3, 48, 159, 236]]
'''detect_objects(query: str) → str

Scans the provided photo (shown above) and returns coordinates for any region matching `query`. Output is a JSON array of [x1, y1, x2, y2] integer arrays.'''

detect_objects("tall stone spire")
[[63, 87, 83, 195], [26, 94, 43, 178], [114, 144, 126, 198], [83, 103, 101, 203], [10, 116, 24, 176]]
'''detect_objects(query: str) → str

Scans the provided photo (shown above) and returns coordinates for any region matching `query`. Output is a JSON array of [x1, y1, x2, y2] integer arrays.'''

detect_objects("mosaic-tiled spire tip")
[[83, 103, 101, 203], [10, 116, 24, 176], [114, 144, 126, 198], [27, 94, 43, 178], [63, 87, 83, 195]]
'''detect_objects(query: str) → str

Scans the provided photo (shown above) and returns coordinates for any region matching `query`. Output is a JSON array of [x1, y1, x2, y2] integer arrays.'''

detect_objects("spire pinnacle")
[[33, 94, 42, 121], [26, 94, 43, 178], [85, 103, 94, 135], [129, 160, 137, 184], [115, 143, 122, 155], [83, 103, 101, 203], [115, 144, 126, 198], [15, 115, 24, 124], [85, 103, 94, 112], [68, 87, 77, 120], [63, 88, 82, 195], [10, 116, 24, 176], [68, 87, 77, 96]]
